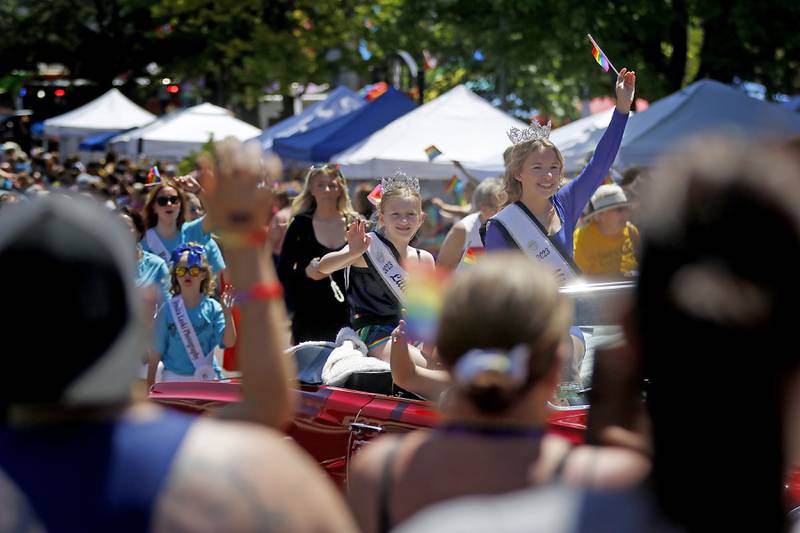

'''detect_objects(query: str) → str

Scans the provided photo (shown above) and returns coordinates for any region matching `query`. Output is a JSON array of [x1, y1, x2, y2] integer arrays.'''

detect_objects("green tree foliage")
[[1, 0, 798, 120]]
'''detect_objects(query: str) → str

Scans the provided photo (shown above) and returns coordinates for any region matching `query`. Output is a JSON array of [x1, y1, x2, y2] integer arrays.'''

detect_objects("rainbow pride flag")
[[591, 45, 609, 72], [444, 175, 459, 193], [405, 265, 446, 344], [462, 246, 484, 266], [146, 165, 161, 185], [424, 145, 442, 161]]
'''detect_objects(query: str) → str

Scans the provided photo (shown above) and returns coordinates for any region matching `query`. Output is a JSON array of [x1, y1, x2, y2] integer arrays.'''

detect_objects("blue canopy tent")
[[272, 87, 416, 162], [255, 86, 364, 152], [79, 129, 127, 152]]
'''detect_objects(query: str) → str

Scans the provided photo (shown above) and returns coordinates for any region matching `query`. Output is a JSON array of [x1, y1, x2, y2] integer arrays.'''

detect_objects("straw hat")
[[587, 184, 629, 217]]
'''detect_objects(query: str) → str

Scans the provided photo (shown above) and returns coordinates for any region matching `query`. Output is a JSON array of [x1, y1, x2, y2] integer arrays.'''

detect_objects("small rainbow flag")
[[146, 165, 161, 185], [367, 183, 382, 206], [587, 34, 618, 75], [405, 265, 446, 345], [424, 145, 442, 161], [444, 175, 459, 193], [462, 246, 484, 266]]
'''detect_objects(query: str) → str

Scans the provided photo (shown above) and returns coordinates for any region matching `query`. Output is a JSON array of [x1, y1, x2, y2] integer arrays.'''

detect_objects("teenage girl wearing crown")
[[149, 243, 236, 383], [316, 173, 435, 366]]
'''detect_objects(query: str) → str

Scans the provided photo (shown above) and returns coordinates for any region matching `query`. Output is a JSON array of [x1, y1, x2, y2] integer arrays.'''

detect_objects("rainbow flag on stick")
[[405, 264, 447, 344], [462, 246, 484, 266], [146, 165, 161, 186], [424, 144, 442, 161], [444, 175, 459, 193], [587, 34, 619, 75]]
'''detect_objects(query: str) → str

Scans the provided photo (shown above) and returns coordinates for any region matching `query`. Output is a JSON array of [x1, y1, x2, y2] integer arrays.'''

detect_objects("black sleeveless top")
[[348, 233, 414, 330]]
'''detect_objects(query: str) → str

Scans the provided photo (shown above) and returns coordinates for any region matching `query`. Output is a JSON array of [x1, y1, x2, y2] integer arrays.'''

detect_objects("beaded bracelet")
[[214, 226, 270, 248], [234, 282, 284, 304]]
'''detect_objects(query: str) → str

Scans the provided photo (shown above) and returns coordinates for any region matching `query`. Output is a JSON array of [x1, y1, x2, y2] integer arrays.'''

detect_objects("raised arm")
[[436, 222, 467, 271], [317, 219, 371, 275], [199, 140, 295, 430], [558, 68, 636, 225]]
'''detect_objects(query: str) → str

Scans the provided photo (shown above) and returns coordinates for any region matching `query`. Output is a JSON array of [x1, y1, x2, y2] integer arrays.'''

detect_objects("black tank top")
[[348, 233, 417, 329]]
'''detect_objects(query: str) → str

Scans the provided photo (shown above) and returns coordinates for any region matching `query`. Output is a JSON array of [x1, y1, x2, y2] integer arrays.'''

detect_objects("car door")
[[287, 384, 375, 488], [345, 394, 440, 486]]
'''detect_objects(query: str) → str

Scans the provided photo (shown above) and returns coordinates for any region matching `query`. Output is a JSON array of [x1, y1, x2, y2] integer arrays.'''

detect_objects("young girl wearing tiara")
[[316, 173, 435, 365], [149, 243, 236, 383]]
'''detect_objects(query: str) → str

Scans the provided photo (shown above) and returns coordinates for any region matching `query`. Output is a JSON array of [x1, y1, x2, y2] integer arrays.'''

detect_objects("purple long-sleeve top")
[[485, 109, 629, 258]]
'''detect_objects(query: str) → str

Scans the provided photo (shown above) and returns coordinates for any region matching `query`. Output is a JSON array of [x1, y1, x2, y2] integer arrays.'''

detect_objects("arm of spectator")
[[390, 321, 450, 400], [199, 140, 295, 430], [436, 222, 467, 271], [432, 197, 473, 217]]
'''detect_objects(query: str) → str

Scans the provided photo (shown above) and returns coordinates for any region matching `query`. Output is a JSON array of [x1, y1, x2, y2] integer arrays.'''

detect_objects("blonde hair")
[[170, 245, 216, 297], [436, 253, 572, 413], [502, 139, 566, 205], [291, 165, 359, 223]]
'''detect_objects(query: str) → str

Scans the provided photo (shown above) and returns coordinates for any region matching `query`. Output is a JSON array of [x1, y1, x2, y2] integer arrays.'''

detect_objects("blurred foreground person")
[[395, 137, 800, 532], [350, 253, 649, 533], [0, 139, 355, 532]]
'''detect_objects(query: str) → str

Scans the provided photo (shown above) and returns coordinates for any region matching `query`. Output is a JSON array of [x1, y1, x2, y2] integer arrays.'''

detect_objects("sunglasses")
[[156, 195, 181, 207], [175, 265, 202, 277]]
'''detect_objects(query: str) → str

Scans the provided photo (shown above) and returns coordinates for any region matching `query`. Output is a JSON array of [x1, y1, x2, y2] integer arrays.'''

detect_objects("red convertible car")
[[150, 281, 631, 488]]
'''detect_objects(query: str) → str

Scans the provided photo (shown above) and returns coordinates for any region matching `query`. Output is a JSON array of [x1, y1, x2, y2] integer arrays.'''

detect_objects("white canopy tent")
[[617, 79, 800, 167], [43, 89, 155, 161], [109, 103, 261, 161], [464, 108, 627, 177], [332, 85, 527, 179]]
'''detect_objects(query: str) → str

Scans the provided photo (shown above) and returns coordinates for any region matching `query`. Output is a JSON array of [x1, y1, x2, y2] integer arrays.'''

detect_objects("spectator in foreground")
[[395, 136, 800, 533], [0, 139, 356, 532]]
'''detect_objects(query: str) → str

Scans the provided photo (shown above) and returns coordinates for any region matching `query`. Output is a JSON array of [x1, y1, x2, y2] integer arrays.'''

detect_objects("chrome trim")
[[349, 422, 384, 433]]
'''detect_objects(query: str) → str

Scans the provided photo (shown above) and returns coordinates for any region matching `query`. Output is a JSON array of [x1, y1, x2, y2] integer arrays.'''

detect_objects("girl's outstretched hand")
[[221, 284, 235, 312], [346, 219, 372, 255], [615, 68, 637, 114]]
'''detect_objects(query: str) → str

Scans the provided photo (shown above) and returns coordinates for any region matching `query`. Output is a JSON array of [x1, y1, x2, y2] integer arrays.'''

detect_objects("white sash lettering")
[[491, 203, 578, 285], [167, 296, 216, 380], [365, 233, 408, 304]]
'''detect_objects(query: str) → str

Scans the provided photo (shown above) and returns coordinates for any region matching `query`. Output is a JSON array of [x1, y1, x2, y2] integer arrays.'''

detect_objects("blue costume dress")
[[136, 248, 171, 303], [141, 217, 225, 273], [153, 295, 225, 378], [484, 110, 629, 255]]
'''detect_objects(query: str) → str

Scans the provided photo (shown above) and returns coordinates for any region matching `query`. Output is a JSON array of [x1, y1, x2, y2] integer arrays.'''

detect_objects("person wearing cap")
[[0, 139, 356, 533], [573, 184, 640, 278]]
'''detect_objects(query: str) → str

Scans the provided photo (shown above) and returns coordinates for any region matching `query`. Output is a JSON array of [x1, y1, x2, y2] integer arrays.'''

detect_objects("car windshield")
[[555, 279, 635, 408]]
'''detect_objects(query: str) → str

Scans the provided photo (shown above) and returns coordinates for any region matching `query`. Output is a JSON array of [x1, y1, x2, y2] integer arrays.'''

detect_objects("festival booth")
[[43, 89, 155, 162], [110, 103, 261, 161], [333, 85, 527, 180], [618, 79, 800, 166], [272, 87, 416, 163], [253, 86, 365, 153], [464, 108, 627, 178]]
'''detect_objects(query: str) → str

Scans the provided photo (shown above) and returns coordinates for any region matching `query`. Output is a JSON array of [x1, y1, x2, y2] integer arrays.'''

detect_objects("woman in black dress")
[[278, 164, 360, 343]]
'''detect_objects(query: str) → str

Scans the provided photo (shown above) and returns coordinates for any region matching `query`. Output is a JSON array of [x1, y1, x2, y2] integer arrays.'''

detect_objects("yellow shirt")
[[573, 220, 639, 277]]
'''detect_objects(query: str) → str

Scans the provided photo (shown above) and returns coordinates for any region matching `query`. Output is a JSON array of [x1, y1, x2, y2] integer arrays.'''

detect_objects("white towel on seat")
[[321, 327, 390, 386]]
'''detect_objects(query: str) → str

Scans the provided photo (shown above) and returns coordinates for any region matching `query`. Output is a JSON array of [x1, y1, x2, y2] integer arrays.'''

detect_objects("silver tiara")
[[507, 120, 552, 145], [381, 171, 420, 195]]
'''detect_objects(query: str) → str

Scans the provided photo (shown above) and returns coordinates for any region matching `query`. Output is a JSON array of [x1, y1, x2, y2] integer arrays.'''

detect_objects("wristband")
[[235, 282, 284, 304], [214, 226, 270, 248]]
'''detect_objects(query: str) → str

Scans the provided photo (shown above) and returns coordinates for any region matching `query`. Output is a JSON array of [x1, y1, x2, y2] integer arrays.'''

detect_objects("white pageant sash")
[[145, 229, 171, 264], [364, 232, 408, 304], [491, 203, 578, 285], [167, 296, 216, 380]]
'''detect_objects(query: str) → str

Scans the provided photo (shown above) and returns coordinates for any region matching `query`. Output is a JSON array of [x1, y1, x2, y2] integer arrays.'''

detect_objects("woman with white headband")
[[347, 253, 649, 533]]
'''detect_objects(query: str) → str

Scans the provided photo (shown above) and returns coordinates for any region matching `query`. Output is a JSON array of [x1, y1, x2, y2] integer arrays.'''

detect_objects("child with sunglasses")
[[149, 243, 236, 384]]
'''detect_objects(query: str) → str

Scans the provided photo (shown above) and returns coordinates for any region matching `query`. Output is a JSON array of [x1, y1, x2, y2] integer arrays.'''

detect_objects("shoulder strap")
[[377, 437, 405, 533]]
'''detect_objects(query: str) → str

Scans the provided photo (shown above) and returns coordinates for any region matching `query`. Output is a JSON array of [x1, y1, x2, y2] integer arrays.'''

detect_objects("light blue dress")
[[153, 296, 225, 377], [136, 249, 171, 303], [140, 217, 226, 273]]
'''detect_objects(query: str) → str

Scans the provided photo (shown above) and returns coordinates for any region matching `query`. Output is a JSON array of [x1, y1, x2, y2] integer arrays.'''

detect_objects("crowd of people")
[[3, 65, 800, 533]]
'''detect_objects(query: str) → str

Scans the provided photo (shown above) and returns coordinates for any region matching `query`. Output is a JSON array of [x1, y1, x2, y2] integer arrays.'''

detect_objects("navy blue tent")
[[272, 87, 416, 162], [79, 129, 127, 151], [254, 86, 364, 152]]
